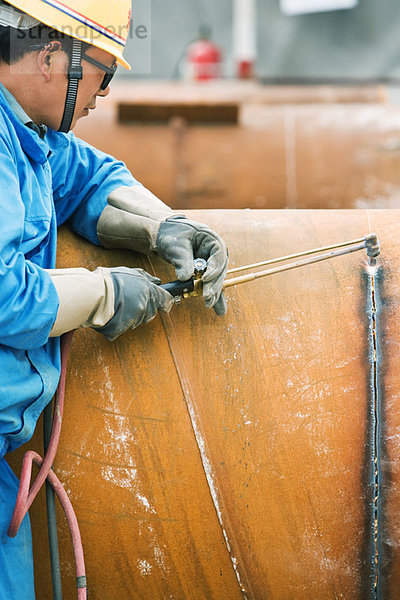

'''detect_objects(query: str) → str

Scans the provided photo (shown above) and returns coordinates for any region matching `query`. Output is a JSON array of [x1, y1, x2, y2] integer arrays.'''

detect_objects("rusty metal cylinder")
[[9, 209, 400, 599]]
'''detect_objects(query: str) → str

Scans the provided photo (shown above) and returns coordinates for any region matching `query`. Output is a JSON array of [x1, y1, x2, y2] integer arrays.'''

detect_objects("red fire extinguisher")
[[185, 25, 222, 81]]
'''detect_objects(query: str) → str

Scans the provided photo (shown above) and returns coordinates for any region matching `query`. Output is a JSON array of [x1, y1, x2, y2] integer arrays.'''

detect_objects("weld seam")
[[146, 257, 250, 599], [369, 270, 380, 600], [160, 312, 250, 599]]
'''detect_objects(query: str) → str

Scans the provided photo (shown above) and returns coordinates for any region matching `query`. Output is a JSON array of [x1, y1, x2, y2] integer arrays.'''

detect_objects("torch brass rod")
[[226, 236, 368, 275], [223, 243, 366, 290]]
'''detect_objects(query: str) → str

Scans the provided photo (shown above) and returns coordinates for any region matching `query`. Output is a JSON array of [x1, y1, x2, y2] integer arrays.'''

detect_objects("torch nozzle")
[[365, 234, 381, 267]]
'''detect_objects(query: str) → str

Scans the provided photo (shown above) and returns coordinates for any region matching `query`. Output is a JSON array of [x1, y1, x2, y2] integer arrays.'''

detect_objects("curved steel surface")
[[10, 209, 400, 599]]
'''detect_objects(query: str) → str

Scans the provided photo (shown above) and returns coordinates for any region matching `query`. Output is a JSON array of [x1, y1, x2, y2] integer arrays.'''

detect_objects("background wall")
[[120, 0, 400, 81], [73, 1, 400, 211]]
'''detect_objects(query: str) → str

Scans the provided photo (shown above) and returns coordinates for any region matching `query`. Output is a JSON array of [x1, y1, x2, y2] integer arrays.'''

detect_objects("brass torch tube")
[[226, 237, 368, 275], [223, 242, 367, 290]]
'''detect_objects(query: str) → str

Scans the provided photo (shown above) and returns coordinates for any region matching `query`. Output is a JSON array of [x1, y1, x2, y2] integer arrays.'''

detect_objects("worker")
[[0, 0, 228, 597]]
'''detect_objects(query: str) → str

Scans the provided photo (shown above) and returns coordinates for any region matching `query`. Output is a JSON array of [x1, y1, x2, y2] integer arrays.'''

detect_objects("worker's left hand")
[[156, 216, 228, 316]]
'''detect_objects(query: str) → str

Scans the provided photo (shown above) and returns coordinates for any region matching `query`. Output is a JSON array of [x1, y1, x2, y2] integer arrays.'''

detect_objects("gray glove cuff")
[[97, 185, 176, 255]]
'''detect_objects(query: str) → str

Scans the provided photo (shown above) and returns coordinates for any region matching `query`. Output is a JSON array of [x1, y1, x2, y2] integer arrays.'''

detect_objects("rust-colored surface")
[[73, 82, 400, 210], [10, 209, 393, 599]]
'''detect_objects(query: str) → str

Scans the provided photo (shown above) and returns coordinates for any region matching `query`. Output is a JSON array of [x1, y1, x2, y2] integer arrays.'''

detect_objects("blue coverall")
[[0, 85, 136, 598]]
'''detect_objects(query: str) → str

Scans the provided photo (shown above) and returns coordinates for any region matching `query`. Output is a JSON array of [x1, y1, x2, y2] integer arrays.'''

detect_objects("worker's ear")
[[36, 41, 64, 81]]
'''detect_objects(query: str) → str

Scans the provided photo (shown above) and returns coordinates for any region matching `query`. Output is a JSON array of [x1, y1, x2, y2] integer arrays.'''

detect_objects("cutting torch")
[[160, 233, 381, 300]]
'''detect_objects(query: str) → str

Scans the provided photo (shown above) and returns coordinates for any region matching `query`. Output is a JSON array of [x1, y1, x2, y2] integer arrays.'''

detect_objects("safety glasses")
[[30, 44, 118, 91], [82, 53, 117, 90]]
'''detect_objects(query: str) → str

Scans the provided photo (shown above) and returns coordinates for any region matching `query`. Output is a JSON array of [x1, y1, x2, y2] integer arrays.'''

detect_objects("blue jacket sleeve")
[[48, 131, 138, 245], [0, 138, 59, 351]]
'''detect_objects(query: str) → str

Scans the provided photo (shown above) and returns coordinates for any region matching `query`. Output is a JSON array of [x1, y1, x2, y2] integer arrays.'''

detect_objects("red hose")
[[7, 331, 87, 599]]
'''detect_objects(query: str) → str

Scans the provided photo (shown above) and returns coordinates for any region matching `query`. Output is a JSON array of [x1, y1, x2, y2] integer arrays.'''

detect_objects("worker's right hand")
[[47, 266, 174, 341], [96, 268, 174, 341]]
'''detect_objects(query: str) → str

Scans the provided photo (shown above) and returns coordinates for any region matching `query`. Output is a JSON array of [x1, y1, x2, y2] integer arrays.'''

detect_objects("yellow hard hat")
[[5, 0, 132, 70]]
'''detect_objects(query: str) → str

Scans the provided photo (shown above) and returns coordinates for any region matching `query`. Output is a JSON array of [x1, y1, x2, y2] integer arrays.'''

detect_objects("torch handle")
[[160, 278, 195, 297]]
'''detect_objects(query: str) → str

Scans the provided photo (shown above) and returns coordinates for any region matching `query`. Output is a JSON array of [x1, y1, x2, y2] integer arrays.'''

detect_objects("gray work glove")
[[95, 268, 174, 341], [97, 186, 229, 315], [48, 267, 173, 340], [156, 216, 228, 316]]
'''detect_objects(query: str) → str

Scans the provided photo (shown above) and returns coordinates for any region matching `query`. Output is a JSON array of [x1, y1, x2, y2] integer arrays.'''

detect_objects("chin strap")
[[58, 38, 83, 133]]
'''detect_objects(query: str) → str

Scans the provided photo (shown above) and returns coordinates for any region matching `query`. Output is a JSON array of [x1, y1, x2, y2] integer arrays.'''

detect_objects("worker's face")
[[70, 46, 113, 129], [36, 44, 113, 130]]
